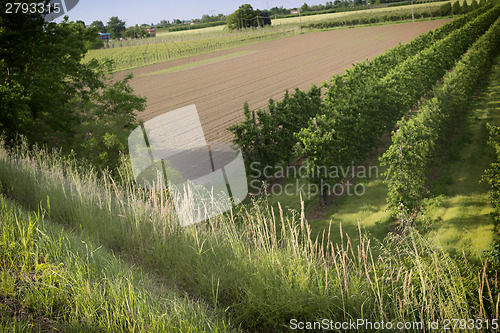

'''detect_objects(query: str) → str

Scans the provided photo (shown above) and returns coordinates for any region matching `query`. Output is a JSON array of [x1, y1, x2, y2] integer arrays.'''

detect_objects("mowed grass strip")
[[142, 50, 257, 76]]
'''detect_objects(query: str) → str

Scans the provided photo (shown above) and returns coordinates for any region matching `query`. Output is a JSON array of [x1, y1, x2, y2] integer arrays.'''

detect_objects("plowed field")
[[119, 20, 450, 142]]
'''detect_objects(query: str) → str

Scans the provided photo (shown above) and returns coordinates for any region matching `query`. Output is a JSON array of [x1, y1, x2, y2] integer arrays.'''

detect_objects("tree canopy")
[[0, 3, 146, 170], [107, 16, 126, 38], [226, 4, 271, 30]]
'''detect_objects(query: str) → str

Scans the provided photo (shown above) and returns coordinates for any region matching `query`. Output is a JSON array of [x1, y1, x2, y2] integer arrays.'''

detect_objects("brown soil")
[[117, 20, 451, 143]]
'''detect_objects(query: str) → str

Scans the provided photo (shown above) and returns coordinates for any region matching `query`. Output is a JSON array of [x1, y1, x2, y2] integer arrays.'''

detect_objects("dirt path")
[[118, 20, 450, 143]]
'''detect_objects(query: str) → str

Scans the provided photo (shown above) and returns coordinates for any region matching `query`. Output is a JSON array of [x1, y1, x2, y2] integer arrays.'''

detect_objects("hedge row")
[[483, 123, 500, 229], [228, 87, 322, 179], [323, 4, 489, 109], [298, 4, 500, 192], [381, 16, 500, 218], [229, 7, 484, 181], [307, 0, 490, 30], [307, 7, 445, 29]]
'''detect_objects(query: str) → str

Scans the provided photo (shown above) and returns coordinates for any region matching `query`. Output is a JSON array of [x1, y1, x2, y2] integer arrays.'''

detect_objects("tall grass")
[[0, 140, 498, 331], [0, 195, 237, 332]]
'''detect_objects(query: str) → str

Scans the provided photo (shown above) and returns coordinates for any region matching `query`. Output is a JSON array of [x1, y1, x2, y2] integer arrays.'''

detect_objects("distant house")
[[144, 28, 156, 36], [290, 9, 300, 14], [98, 32, 110, 41]]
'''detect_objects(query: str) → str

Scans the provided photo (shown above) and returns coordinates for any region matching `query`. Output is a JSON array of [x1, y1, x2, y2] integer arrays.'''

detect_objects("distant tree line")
[[89, 17, 156, 41]]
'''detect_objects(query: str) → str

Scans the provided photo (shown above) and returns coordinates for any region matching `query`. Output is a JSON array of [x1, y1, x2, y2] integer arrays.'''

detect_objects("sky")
[[57, 0, 313, 27]]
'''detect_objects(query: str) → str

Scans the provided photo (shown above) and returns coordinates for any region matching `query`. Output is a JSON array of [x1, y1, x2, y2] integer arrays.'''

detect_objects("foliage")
[[228, 86, 322, 180], [440, 2, 452, 15], [90, 20, 106, 32], [0, 3, 145, 170], [462, 0, 470, 13], [72, 71, 145, 170], [124, 24, 156, 39], [452, 1, 462, 14], [0, 141, 499, 331], [382, 10, 500, 219], [297, 5, 494, 192], [85, 25, 298, 72], [71, 20, 104, 50], [482, 124, 500, 228], [226, 4, 271, 30], [106, 16, 126, 39], [167, 20, 226, 32]]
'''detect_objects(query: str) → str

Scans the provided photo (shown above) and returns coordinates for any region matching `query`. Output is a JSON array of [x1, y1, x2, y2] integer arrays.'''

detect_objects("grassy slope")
[[2, 136, 497, 330], [299, 56, 500, 257], [0, 195, 237, 332]]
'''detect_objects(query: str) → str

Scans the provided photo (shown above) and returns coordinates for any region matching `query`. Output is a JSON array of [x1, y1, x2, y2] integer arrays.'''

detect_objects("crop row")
[[323, 4, 489, 109], [307, 3, 451, 29], [230, 4, 493, 192], [381, 15, 500, 219], [297, 3, 499, 203], [84, 26, 298, 72]]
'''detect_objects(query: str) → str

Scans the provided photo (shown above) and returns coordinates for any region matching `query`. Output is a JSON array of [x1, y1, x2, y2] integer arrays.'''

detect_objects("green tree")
[[301, 3, 310, 11], [461, 0, 470, 13], [451, 1, 462, 14], [226, 4, 257, 30], [90, 20, 106, 32], [71, 21, 104, 50], [0, 3, 145, 170], [479, 0, 486, 6], [471, 0, 479, 10], [440, 2, 452, 15], [107, 16, 126, 39], [124, 24, 146, 39]]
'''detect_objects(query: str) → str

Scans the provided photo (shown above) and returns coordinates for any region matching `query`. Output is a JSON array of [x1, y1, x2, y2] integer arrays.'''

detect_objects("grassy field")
[[2, 4, 499, 330], [419, 56, 500, 257]]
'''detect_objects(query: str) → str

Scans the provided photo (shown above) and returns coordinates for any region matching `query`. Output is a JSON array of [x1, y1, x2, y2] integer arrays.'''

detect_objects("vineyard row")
[[230, 2, 499, 207]]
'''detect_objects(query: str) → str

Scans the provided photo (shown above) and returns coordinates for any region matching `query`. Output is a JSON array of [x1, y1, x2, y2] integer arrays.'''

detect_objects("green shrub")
[[440, 2, 452, 15], [482, 124, 500, 228], [462, 0, 470, 13], [452, 1, 462, 14], [382, 11, 500, 218]]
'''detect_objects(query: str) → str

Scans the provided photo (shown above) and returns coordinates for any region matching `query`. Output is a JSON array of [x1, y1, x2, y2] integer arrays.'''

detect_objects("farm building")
[[145, 29, 156, 36], [98, 32, 110, 41]]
